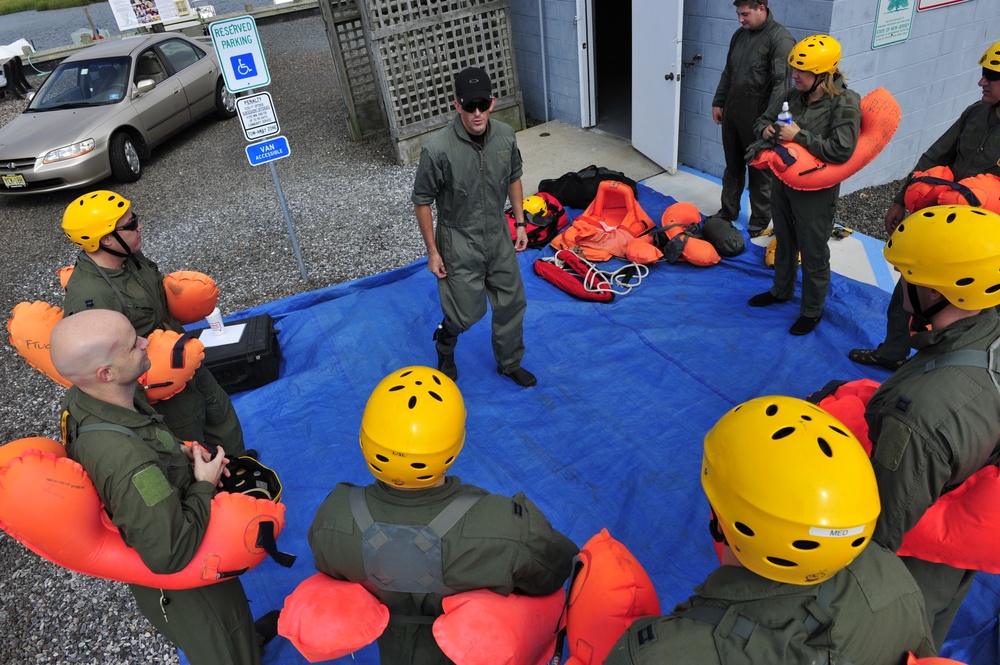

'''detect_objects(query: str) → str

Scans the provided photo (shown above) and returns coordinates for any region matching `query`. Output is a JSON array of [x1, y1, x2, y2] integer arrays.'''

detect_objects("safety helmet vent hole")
[[376, 454, 389, 463], [399, 370, 413, 378], [407, 396, 417, 409], [428, 390, 443, 402], [817, 437, 833, 457], [766, 557, 798, 567], [946, 212, 957, 223], [410, 462, 426, 469], [444, 456, 455, 464], [734, 521, 755, 536], [772, 426, 795, 440], [801, 414, 813, 421], [851, 537, 866, 548], [416, 474, 433, 480], [987, 284, 1000, 295], [388, 385, 404, 392], [792, 540, 819, 550], [829, 425, 848, 437], [370, 463, 383, 472], [956, 277, 974, 286], [765, 404, 778, 416]]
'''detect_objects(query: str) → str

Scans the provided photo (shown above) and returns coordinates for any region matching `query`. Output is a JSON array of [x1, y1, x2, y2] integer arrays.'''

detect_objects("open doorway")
[[593, 0, 632, 139]]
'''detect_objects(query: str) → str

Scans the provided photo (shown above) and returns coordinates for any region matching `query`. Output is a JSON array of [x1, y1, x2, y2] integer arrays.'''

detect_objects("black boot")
[[433, 321, 458, 381]]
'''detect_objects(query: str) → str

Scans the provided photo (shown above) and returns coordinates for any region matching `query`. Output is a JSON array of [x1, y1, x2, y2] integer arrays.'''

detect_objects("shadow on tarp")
[[180, 184, 998, 665]]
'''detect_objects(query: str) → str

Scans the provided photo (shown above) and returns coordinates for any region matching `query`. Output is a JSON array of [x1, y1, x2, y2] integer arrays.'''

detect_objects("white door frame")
[[632, 0, 683, 172], [576, 0, 596, 127]]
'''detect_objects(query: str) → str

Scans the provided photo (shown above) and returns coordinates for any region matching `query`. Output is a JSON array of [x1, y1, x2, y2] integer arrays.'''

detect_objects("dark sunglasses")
[[461, 99, 492, 114], [117, 213, 139, 231], [984, 67, 1000, 82]]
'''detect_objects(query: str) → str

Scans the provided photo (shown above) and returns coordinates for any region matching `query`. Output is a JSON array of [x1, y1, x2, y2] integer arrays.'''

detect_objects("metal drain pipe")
[[538, 0, 549, 121]]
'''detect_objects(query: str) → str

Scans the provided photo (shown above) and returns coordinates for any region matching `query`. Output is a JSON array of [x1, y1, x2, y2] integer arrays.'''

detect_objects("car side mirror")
[[134, 79, 155, 96]]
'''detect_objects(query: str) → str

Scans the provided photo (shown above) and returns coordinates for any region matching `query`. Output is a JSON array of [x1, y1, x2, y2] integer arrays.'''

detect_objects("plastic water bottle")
[[777, 102, 793, 125]]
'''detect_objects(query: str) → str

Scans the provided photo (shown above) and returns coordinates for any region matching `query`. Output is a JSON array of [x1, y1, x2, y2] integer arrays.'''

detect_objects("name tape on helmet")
[[809, 525, 866, 538]]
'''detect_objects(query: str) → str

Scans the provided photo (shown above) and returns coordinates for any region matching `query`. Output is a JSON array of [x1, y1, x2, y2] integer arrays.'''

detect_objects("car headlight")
[[42, 139, 97, 164]]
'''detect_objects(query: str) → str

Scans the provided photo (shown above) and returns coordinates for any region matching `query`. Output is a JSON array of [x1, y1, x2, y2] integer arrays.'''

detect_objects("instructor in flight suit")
[[308, 366, 578, 664], [606, 396, 935, 665], [413, 66, 536, 387]]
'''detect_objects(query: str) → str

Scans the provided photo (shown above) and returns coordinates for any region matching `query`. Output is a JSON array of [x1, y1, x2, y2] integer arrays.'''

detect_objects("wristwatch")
[[515, 221, 527, 228]]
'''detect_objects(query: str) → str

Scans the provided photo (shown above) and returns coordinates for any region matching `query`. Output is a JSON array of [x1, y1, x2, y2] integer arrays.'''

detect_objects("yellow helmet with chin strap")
[[980, 40, 1000, 74], [359, 366, 465, 488], [884, 205, 1000, 310], [522, 195, 547, 217], [702, 396, 879, 585], [62, 190, 130, 252], [787, 35, 841, 75]]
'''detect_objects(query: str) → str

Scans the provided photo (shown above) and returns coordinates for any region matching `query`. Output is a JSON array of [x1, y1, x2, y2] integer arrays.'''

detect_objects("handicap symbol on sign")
[[231, 53, 258, 80]]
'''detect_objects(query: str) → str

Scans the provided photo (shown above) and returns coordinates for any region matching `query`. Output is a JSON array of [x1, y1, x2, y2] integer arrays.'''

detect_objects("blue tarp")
[[188, 184, 999, 664]]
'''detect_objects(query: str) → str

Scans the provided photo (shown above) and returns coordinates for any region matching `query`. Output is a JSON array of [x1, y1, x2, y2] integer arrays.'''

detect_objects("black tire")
[[215, 79, 237, 119], [109, 132, 142, 183]]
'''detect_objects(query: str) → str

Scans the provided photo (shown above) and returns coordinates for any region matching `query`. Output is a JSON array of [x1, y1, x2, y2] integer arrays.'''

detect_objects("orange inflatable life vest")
[[551, 180, 656, 262], [907, 653, 968, 665], [750, 87, 901, 191], [7, 301, 70, 388], [904, 166, 957, 212], [657, 204, 720, 267], [563, 529, 661, 665], [278, 573, 565, 664], [0, 442, 286, 589], [57, 265, 75, 290], [814, 380, 1000, 573], [138, 329, 205, 403], [163, 271, 220, 325], [937, 173, 1000, 213]]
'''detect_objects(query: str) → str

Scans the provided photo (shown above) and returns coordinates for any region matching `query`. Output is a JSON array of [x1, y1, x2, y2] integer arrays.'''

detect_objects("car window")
[[157, 39, 205, 75], [134, 50, 167, 85], [28, 56, 131, 110]]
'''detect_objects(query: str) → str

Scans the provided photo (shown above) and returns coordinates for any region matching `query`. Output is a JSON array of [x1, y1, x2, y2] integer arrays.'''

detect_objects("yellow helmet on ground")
[[522, 195, 547, 217], [702, 396, 879, 585], [62, 191, 130, 252], [787, 35, 841, 75], [884, 205, 1000, 310], [980, 40, 1000, 74], [359, 366, 465, 488]]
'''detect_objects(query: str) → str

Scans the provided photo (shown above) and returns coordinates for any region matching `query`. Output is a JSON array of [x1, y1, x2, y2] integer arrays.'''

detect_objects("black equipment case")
[[197, 314, 281, 394]]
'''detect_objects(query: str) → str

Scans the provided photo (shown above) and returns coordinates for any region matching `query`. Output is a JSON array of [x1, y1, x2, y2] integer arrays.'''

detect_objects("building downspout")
[[538, 0, 549, 121]]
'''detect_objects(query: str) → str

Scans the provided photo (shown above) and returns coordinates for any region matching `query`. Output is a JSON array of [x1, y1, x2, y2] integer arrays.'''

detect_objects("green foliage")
[[0, 0, 106, 16]]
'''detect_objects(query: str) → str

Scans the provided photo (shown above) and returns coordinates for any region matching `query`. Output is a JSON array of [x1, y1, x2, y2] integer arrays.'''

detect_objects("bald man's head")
[[51, 310, 148, 388]]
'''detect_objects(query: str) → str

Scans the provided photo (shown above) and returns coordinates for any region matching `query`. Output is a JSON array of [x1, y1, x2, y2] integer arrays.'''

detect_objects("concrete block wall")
[[510, 0, 582, 126]]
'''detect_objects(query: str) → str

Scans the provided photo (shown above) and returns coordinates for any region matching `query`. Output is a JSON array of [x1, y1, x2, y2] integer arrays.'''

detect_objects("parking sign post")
[[210, 16, 307, 281]]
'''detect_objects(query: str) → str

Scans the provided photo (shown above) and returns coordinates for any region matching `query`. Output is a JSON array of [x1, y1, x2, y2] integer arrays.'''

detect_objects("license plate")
[[2, 174, 25, 188]]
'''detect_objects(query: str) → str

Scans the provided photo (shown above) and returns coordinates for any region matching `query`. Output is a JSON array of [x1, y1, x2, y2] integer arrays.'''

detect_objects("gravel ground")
[[0, 12, 902, 664]]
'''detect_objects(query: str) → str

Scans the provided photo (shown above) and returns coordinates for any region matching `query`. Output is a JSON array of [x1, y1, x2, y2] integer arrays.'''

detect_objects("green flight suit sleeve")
[[506, 492, 578, 595], [63, 264, 126, 318], [766, 33, 796, 109], [412, 146, 445, 207], [78, 432, 216, 574]]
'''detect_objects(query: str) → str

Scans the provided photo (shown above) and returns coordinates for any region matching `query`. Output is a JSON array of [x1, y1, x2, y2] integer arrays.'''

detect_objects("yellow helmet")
[[702, 396, 879, 585], [980, 40, 1000, 74], [787, 35, 841, 75], [522, 195, 547, 217], [62, 191, 130, 252], [884, 205, 1000, 310], [359, 366, 465, 488]]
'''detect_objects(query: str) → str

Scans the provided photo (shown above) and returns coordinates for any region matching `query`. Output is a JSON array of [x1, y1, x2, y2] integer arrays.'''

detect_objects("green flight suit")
[[63, 251, 245, 454], [62, 386, 260, 665], [605, 543, 935, 665], [876, 103, 1000, 363], [308, 477, 579, 665], [865, 308, 1000, 647], [753, 77, 861, 318], [412, 115, 528, 372], [713, 9, 795, 231]]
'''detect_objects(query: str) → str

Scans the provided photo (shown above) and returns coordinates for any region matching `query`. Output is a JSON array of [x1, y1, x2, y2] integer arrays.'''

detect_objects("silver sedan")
[[0, 32, 236, 194]]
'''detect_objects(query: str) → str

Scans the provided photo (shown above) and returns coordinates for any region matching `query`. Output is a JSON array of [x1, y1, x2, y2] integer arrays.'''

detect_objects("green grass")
[[0, 0, 105, 16]]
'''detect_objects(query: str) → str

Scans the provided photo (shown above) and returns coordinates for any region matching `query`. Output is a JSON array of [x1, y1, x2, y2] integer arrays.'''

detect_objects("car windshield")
[[28, 57, 131, 111]]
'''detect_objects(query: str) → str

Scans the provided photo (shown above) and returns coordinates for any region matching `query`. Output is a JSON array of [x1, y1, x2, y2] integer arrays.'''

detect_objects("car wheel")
[[109, 132, 142, 183], [216, 79, 237, 119]]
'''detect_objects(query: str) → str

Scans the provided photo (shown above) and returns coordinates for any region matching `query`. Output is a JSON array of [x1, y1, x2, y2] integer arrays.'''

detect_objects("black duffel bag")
[[537, 164, 638, 209]]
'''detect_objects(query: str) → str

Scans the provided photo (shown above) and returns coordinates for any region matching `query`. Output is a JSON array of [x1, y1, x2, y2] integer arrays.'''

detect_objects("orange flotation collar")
[[163, 271, 220, 325], [278, 573, 565, 664], [813, 379, 1000, 573], [750, 87, 901, 191], [0, 441, 287, 589], [534, 250, 615, 302], [6, 301, 71, 388], [139, 329, 205, 403], [551, 180, 657, 263], [562, 529, 660, 665]]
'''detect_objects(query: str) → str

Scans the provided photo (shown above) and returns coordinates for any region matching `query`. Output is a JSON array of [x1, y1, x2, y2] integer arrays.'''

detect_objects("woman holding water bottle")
[[748, 35, 860, 335]]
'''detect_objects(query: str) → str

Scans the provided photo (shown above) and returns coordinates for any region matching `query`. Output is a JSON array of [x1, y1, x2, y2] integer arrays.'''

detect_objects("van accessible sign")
[[246, 136, 290, 166], [210, 16, 271, 92]]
